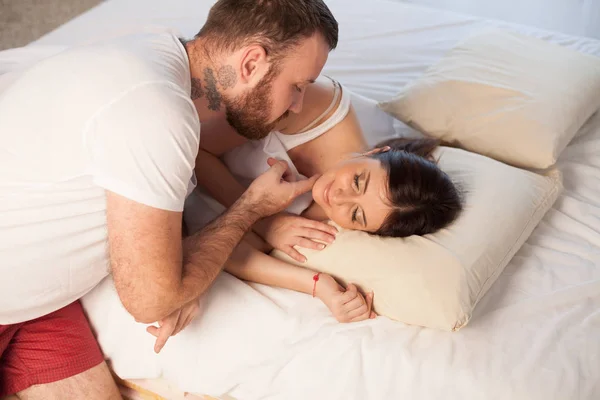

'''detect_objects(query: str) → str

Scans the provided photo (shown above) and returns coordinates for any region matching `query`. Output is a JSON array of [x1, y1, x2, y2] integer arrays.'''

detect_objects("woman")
[[186, 76, 462, 323]]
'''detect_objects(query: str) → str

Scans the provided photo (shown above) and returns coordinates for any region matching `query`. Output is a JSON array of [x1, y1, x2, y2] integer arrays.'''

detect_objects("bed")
[[3, 0, 599, 399]]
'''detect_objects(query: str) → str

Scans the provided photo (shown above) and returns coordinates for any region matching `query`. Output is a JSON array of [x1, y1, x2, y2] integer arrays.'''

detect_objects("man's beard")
[[224, 66, 289, 140]]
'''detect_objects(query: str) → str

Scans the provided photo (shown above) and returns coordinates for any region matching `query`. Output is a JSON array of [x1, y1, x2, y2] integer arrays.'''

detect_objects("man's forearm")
[[175, 196, 261, 306], [109, 154, 305, 324], [119, 195, 263, 324], [196, 148, 283, 241]]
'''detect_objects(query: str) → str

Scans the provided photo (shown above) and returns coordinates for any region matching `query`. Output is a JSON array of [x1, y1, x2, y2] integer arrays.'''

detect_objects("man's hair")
[[196, 0, 338, 61]]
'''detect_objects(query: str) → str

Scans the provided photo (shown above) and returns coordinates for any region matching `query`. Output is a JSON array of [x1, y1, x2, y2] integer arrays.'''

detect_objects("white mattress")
[[4, 0, 599, 399]]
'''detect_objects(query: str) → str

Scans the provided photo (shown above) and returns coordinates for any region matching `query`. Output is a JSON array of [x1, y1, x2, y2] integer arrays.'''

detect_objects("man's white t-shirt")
[[0, 33, 200, 324]]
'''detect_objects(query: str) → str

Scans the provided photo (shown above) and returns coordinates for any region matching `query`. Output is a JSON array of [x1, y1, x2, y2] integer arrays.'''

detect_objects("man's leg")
[[0, 302, 121, 400], [17, 362, 121, 400]]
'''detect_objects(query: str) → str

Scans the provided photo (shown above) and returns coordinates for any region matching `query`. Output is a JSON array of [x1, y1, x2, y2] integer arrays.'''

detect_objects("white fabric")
[[10, 0, 600, 399], [0, 33, 199, 324], [349, 90, 396, 146], [379, 29, 600, 169]]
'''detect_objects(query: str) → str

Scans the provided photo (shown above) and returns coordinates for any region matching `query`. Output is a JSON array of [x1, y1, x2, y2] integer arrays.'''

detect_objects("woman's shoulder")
[[276, 76, 341, 135]]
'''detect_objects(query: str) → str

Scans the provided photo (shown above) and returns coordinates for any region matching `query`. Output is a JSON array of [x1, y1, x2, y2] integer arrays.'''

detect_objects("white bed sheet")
[[3, 0, 598, 399]]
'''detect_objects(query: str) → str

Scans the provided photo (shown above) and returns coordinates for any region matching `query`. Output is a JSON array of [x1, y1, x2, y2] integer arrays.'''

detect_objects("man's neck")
[[182, 38, 230, 125]]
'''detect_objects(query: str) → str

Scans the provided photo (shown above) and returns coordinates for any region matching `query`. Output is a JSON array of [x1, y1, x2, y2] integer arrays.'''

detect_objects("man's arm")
[[107, 191, 260, 323], [108, 161, 317, 324]]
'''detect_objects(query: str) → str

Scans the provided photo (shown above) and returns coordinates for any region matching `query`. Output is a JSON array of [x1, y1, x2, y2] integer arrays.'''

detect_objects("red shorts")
[[0, 301, 104, 396]]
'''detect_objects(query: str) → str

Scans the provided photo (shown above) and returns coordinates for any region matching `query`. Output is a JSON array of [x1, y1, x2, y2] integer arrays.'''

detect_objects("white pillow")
[[272, 147, 562, 331], [346, 90, 395, 147], [378, 29, 600, 169]]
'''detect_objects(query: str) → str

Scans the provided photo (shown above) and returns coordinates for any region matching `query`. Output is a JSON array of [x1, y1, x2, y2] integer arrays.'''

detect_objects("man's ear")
[[238, 44, 269, 85]]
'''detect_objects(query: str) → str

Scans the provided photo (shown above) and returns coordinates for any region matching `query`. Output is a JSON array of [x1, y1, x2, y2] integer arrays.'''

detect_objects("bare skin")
[[109, 32, 330, 325], [14, 362, 122, 400], [114, 32, 333, 354], [188, 79, 379, 323], [2, 12, 336, 400]]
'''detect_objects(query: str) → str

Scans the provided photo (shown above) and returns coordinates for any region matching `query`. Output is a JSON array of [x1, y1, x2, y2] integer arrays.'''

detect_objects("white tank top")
[[222, 76, 351, 215]]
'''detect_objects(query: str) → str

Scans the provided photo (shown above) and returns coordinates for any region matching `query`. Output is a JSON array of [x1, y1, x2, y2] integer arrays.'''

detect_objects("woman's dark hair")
[[369, 137, 462, 238]]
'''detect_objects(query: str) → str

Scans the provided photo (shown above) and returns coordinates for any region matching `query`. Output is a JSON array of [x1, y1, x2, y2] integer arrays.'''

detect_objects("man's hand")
[[241, 159, 319, 218], [109, 160, 306, 324], [146, 298, 201, 353], [254, 213, 337, 262], [315, 274, 376, 323]]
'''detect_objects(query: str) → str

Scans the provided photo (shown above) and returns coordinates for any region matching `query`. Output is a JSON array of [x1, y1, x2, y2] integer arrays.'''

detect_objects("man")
[[0, 0, 338, 398]]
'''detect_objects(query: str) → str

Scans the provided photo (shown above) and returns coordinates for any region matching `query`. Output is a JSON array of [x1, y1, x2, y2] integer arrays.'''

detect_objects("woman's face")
[[312, 155, 392, 232]]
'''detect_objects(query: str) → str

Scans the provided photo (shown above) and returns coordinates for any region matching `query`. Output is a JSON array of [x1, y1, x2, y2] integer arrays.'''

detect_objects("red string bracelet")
[[312, 272, 321, 298]]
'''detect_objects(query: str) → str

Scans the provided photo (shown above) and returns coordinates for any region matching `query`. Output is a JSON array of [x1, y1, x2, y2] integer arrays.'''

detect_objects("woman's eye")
[[353, 174, 361, 192], [294, 85, 302, 93], [352, 207, 358, 223]]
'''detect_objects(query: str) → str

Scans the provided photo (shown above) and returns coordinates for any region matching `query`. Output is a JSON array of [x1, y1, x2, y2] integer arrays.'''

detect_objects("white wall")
[[395, 0, 600, 39]]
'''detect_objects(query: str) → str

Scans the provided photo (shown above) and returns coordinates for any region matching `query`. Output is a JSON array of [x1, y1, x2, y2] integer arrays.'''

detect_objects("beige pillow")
[[272, 147, 562, 331], [378, 29, 600, 169]]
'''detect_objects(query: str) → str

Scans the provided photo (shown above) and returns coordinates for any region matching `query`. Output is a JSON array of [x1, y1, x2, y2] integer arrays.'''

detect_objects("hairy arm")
[[107, 191, 261, 323], [108, 159, 312, 324]]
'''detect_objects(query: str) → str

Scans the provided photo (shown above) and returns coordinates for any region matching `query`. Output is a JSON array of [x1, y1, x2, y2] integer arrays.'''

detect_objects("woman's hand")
[[315, 274, 376, 323], [145, 298, 201, 353], [254, 212, 338, 262]]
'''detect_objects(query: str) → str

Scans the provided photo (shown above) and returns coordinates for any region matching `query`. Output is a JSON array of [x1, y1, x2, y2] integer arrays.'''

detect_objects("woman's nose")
[[331, 188, 355, 205]]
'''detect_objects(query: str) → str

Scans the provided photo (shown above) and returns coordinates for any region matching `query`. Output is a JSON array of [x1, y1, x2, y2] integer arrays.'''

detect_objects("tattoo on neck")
[[217, 65, 237, 89], [204, 68, 222, 111], [190, 78, 205, 100]]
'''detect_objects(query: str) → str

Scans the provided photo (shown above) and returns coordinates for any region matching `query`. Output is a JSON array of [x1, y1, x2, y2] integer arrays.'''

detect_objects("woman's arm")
[[226, 240, 316, 294], [193, 116, 249, 208], [226, 240, 375, 323], [194, 147, 246, 209], [185, 149, 269, 253]]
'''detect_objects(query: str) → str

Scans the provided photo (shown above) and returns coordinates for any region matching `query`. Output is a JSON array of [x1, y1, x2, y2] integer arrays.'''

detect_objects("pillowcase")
[[272, 147, 562, 331], [378, 29, 600, 169], [346, 89, 396, 147]]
